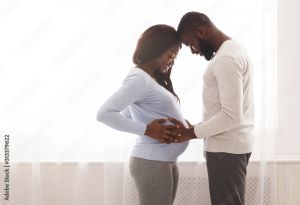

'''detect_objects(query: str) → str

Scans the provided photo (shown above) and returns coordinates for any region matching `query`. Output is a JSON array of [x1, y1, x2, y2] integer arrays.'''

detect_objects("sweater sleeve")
[[96, 72, 148, 136], [194, 56, 243, 139], [120, 107, 132, 120]]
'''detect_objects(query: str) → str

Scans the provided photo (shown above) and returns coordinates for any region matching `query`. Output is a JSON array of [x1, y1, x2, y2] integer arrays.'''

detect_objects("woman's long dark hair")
[[133, 24, 181, 101]]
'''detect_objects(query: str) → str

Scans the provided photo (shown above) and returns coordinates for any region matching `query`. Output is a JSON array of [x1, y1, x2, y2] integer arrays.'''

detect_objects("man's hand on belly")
[[166, 118, 197, 143]]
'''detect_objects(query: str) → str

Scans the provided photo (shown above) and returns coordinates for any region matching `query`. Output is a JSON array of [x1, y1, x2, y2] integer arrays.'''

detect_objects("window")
[[0, 0, 276, 162]]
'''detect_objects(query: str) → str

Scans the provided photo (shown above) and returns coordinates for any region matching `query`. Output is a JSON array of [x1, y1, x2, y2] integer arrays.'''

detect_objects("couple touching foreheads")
[[97, 11, 254, 205]]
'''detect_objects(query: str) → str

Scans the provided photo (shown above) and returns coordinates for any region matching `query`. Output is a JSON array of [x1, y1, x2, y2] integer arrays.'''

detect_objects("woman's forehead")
[[168, 45, 180, 53]]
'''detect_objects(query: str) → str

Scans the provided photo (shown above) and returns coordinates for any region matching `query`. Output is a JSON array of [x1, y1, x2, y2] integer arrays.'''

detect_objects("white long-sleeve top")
[[97, 67, 189, 161], [194, 39, 255, 154]]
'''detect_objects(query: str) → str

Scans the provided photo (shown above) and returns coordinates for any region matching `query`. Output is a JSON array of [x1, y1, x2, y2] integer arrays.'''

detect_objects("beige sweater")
[[194, 39, 254, 154]]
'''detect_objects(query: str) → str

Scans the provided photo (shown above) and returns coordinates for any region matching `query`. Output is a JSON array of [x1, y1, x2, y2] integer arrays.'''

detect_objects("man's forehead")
[[180, 35, 191, 45]]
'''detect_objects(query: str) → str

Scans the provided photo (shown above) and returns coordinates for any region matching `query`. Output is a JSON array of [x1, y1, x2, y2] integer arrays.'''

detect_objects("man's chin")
[[203, 52, 214, 61], [204, 55, 212, 61]]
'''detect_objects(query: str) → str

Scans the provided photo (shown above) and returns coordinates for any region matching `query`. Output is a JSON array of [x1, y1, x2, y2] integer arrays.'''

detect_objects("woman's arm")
[[97, 73, 148, 136], [120, 107, 132, 120], [97, 71, 176, 142]]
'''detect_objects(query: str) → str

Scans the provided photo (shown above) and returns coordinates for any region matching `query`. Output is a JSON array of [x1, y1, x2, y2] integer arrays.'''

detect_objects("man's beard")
[[198, 38, 215, 61]]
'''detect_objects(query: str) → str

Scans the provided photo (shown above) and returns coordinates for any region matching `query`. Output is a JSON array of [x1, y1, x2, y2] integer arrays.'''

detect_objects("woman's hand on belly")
[[144, 119, 176, 143]]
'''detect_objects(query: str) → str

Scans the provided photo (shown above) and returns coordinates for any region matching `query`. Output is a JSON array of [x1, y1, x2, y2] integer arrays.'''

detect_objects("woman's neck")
[[137, 63, 155, 78]]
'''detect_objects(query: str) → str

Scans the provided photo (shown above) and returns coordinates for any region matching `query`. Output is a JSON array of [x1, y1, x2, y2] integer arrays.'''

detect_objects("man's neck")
[[212, 30, 231, 52]]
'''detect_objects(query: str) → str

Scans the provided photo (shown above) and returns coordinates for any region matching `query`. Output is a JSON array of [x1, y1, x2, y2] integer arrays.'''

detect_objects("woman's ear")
[[195, 26, 206, 39]]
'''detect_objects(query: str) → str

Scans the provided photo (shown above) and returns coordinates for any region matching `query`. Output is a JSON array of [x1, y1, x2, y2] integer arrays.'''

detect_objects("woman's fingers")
[[154, 119, 167, 124], [168, 117, 180, 124], [146, 118, 186, 143], [164, 125, 177, 130]]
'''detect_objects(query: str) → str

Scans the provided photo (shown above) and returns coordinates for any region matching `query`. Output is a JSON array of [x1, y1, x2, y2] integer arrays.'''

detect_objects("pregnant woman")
[[97, 24, 191, 205]]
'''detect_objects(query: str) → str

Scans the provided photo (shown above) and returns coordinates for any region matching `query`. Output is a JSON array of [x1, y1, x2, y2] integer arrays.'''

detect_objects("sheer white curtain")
[[0, 0, 277, 204]]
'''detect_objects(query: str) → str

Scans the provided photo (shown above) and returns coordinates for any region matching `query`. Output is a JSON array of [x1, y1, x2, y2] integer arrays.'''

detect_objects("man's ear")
[[195, 26, 206, 38]]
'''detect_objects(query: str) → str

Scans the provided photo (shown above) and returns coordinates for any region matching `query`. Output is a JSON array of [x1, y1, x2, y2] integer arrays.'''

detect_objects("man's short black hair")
[[177, 12, 212, 36]]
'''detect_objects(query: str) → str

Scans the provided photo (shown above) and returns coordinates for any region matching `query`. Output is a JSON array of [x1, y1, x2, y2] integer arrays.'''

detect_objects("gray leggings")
[[129, 157, 179, 205]]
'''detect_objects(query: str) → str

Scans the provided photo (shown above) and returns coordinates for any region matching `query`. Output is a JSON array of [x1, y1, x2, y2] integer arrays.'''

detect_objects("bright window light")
[[0, 0, 276, 162]]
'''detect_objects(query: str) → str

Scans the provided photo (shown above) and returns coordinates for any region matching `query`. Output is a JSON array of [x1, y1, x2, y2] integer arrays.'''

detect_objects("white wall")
[[277, 0, 300, 156]]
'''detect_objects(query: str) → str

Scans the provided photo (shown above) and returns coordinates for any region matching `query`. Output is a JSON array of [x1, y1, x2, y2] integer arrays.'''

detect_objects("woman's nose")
[[168, 58, 174, 65]]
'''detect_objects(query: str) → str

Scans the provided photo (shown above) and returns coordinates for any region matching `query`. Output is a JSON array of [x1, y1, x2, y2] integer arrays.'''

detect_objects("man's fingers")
[[163, 129, 181, 137], [185, 119, 193, 128], [163, 130, 175, 135], [160, 135, 173, 144], [159, 134, 182, 143]]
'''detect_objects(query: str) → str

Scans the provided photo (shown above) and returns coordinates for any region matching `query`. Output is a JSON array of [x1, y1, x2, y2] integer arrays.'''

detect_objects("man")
[[168, 12, 254, 205]]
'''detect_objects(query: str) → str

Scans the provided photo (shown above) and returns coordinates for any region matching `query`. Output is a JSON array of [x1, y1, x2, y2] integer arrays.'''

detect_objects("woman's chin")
[[159, 68, 166, 73], [156, 66, 168, 74]]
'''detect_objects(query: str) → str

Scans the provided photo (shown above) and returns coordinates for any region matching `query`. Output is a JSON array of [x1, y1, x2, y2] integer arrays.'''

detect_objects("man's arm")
[[168, 56, 244, 141], [193, 56, 243, 138]]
